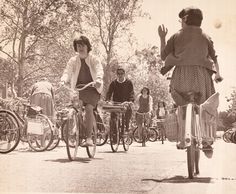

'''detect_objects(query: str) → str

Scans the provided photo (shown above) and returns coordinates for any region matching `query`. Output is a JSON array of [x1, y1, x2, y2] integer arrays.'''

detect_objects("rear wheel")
[[187, 144, 195, 179], [27, 114, 53, 152], [110, 118, 119, 152], [0, 110, 20, 154], [186, 104, 200, 179], [65, 109, 79, 161], [96, 122, 108, 146]]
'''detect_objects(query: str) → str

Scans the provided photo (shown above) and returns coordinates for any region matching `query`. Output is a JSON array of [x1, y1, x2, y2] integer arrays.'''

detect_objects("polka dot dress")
[[170, 65, 215, 106]]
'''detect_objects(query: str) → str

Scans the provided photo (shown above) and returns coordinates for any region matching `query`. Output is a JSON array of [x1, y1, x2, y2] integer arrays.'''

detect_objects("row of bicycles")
[[223, 127, 236, 144], [0, 82, 165, 161]]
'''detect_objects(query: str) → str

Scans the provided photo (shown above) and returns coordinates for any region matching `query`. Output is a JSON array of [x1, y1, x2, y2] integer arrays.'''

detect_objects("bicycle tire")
[[132, 127, 140, 143], [148, 128, 158, 142], [122, 128, 131, 151], [0, 110, 20, 154], [186, 104, 200, 179], [47, 124, 60, 151], [65, 109, 80, 161], [109, 118, 119, 152], [27, 114, 53, 152], [96, 122, 108, 146], [86, 125, 97, 158]]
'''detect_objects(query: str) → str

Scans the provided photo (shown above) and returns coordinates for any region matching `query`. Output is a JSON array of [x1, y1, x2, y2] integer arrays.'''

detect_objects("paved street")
[[0, 138, 236, 194]]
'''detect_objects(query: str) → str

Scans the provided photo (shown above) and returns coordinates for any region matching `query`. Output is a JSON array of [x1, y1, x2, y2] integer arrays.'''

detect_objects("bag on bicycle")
[[164, 112, 179, 142]]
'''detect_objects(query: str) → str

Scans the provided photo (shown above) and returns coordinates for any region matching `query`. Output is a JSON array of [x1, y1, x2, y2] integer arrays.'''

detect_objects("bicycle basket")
[[164, 112, 179, 142], [27, 118, 45, 135]]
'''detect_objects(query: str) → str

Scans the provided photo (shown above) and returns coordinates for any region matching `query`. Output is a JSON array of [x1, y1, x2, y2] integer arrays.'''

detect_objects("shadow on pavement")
[[98, 150, 129, 154], [142, 175, 212, 184], [45, 157, 92, 163]]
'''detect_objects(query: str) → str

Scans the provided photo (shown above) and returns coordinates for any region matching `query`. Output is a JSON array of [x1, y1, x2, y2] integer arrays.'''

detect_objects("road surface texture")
[[0, 138, 236, 194]]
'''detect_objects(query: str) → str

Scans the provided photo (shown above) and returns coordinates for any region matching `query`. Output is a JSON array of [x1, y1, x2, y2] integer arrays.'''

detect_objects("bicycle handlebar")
[[59, 81, 96, 93]]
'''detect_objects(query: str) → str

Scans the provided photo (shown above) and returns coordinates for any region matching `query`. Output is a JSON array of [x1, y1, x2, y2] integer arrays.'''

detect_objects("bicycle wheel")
[[148, 128, 158, 142], [47, 124, 60, 151], [86, 125, 97, 158], [27, 114, 53, 152], [186, 104, 200, 179], [109, 118, 119, 152], [96, 122, 108, 146], [0, 110, 20, 154], [64, 109, 80, 161], [133, 127, 141, 143], [122, 128, 131, 151]]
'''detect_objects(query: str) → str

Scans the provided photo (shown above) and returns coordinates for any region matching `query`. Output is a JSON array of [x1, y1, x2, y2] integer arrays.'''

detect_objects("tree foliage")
[[81, 0, 142, 90], [0, 0, 83, 96]]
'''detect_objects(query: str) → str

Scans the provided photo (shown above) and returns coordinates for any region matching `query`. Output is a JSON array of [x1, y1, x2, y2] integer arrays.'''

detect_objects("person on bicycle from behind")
[[105, 66, 134, 133], [30, 77, 55, 120], [135, 87, 153, 141], [60, 35, 104, 147], [158, 7, 223, 157]]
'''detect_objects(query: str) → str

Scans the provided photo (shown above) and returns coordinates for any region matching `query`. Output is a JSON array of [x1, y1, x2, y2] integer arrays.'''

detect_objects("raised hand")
[[158, 24, 168, 39]]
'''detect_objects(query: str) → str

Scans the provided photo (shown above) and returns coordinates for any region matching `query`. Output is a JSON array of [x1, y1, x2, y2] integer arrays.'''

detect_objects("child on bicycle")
[[135, 87, 153, 141], [158, 7, 223, 157], [60, 35, 104, 146]]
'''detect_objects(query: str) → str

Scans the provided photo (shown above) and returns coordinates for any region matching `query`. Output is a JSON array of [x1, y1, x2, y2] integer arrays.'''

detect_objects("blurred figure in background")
[[30, 77, 55, 120]]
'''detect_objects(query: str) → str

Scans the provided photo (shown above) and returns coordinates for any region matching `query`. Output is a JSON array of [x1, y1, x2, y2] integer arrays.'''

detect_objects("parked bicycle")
[[0, 97, 53, 153], [102, 101, 132, 152]]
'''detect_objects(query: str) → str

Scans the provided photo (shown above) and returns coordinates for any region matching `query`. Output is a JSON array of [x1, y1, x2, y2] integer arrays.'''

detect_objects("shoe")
[[202, 145, 213, 158], [81, 138, 94, 147]]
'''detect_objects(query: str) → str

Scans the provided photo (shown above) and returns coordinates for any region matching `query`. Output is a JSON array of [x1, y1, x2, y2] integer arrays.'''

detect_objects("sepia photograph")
[[0, 0, 236, 193]]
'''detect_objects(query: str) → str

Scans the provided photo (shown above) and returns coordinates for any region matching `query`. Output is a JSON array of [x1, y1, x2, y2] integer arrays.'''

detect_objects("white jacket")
[[61, 54, 104, 93]]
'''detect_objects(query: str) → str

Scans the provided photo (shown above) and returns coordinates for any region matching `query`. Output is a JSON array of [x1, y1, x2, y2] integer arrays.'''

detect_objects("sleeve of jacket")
[[60, 57, 75, 84], [105, 81, 114, 101]]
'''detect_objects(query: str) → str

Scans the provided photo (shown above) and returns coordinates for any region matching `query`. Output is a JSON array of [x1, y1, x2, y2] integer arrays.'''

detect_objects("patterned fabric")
[[170, 65, 215, 106], [31, 93, 54, 119]]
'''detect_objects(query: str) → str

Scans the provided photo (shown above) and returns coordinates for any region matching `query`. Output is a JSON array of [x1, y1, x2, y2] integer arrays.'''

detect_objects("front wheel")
[[148, 128, 158, 142], [64, 109, 80, 161], [47, 124, 60, 151], [27, 114, 53, 152], [0, 110, 20, 154], [109, 118, 119, 152]]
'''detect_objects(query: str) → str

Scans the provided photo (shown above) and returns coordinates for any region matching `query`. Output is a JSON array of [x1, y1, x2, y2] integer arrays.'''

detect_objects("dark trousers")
[[111, 108, 132, 131]]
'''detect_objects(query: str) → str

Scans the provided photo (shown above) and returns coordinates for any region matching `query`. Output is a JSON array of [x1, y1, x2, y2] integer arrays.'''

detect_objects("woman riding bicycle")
[[135, 87, 153, 141], [60, 35, 104, 147], [158, 7, 223, 155]]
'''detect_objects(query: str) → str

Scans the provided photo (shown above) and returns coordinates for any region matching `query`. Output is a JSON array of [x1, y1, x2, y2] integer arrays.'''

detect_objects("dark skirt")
[[79, 87, 100, 107]]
